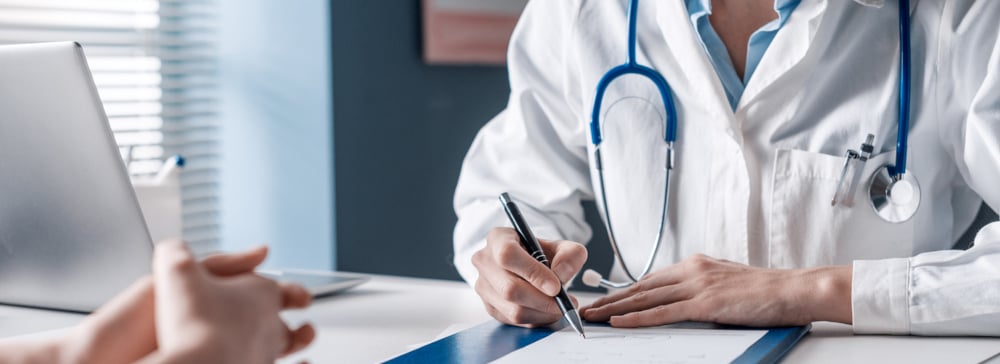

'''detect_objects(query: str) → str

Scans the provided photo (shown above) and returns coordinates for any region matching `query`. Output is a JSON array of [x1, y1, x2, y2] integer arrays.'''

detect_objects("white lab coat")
[[453, 0, 1000, 336]]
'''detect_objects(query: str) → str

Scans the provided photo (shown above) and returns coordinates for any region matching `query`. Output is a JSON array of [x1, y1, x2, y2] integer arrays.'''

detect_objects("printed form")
[[492, 324, 766, 363]]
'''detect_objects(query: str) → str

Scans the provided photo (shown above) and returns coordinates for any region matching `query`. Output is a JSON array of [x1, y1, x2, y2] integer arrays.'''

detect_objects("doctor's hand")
[[472, 227, 588, 327], [139, 240, 315, 364], [580, 254, 853, 328]]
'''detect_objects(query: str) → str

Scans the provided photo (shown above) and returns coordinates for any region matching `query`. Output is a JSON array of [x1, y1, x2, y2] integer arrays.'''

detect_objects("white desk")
[[2, 274, 1000, 363]]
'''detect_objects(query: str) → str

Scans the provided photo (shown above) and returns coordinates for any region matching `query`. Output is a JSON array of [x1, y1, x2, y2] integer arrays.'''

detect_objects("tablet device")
[[258, 270, 370, 297]]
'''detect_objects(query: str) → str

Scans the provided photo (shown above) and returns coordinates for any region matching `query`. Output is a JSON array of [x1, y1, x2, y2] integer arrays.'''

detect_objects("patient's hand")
[[141, 240, 315, 364], [62, 276, 158, 363], [0, 276, 156, 364], [0, 242, 315, 364]]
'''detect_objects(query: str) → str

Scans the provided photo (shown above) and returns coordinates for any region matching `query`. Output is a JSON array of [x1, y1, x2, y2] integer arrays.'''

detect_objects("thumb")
[[201, 245, 269, 276], [153, 239, 202, 282], [540, 239, 588, 284]]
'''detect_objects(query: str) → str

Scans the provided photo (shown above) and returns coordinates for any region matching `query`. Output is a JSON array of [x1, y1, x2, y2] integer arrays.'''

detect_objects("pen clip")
[[832, 150, 860, 207], [831, 134, 876, 208]]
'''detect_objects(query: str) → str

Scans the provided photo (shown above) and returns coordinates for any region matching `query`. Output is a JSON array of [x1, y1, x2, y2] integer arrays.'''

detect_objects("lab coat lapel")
[[652, 0, 733, 124], [651, 1, 751, 264], [738, 0, 829, 110]]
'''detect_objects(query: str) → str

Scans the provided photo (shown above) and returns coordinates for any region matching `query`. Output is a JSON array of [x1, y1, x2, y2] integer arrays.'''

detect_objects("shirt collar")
[[854, 0, 885, 8], [692, 0, 801, 14], [693, 0, 885, 11]]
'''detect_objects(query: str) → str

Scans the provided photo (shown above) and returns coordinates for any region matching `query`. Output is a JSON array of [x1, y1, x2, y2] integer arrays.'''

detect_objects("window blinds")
[[0, 0, 220, 253]]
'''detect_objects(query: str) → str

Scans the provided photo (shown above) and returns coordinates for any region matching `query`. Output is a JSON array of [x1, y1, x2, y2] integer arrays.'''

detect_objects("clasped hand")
[[56, 240, 316, 364]]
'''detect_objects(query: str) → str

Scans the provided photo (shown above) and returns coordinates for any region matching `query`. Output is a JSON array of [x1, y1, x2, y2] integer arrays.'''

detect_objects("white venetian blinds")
[[0, 0, 220, 252]]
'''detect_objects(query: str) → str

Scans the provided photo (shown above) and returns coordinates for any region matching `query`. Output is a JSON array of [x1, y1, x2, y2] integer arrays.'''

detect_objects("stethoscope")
[[581, 0, 919, 289]]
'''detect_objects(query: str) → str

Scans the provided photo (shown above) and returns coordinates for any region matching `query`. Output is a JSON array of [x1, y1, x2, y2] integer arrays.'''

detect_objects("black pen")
[[499, 192, 586, 339]]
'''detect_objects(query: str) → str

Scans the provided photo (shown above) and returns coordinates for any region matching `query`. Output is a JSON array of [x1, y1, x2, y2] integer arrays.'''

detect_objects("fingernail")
[[609, 315, 623, 326], [554, 265, 574, 283], [542, 280, 560, 296]]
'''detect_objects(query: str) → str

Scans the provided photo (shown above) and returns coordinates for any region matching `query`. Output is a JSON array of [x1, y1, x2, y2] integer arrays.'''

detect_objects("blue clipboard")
[[384, 321, 810, 364]]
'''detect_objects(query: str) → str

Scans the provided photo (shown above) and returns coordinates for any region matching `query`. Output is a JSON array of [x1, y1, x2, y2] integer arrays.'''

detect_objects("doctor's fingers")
[[584, 269, 683, 311], [609, 301, 699, 328], [482, 301, 562, 328], [538, 239, 587, 284], [473, 262, 563, 315], [481, 235, 562, 297], [581, 283, 691, 323], [476, 281, 562, 327]]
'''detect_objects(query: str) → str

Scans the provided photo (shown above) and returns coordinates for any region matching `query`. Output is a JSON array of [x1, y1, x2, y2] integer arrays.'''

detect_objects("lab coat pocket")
[[769, 149, 914, 268]]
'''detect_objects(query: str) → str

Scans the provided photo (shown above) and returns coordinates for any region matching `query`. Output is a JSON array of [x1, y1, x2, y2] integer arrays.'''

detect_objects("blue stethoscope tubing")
[[868, 0, 920, 223], [585, 0, 918, 289], [895, 0, 911, 177], [588, 0, 678, 146], [588, 0, 678, 288]]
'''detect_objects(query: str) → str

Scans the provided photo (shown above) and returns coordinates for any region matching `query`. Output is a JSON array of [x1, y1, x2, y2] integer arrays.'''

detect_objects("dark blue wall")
[[330, 1, 511, 280], [329, 1, 621, 285]]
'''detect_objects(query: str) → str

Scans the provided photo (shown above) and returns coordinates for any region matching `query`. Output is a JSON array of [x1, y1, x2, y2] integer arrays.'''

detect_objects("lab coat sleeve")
[[852, 2, 1000, 336], [452, 1, 593, 285]]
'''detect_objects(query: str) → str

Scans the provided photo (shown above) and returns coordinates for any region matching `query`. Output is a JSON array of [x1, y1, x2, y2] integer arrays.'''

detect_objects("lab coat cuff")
[[851, 258, 911, 335]]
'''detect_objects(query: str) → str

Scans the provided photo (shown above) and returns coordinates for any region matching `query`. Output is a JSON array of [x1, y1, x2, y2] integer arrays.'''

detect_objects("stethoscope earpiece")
[[582, 269, 634, 289], [581, 269, 603, 288]]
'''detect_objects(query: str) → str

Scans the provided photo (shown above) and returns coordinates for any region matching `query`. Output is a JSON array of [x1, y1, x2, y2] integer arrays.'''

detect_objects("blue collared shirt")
[[685, 0, 802, 109]]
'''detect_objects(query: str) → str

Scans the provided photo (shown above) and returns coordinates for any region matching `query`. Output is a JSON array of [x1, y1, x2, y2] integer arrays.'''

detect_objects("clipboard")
[[385, 321, 811, 364]]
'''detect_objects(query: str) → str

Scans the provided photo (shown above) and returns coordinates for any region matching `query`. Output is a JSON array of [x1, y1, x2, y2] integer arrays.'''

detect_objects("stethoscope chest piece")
[[868, 165, 920, 223]]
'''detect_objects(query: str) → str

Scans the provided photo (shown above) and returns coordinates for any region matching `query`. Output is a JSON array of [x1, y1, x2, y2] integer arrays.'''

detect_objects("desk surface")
[[2, 274, 1000, 363]]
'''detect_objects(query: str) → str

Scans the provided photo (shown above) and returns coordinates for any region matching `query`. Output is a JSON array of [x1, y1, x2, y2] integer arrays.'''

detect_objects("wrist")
[[161, 346, 223, 364], [0, 331, 75, 364], [799, 265, 853, 324], [55, 324, 106, 364], [155, 326, 229, 364], [135, 348, 216, 364], [139, 339, 224, 364]]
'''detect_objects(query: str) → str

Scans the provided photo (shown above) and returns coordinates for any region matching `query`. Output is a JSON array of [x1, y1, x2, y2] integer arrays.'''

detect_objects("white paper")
[[492, 324, 767, 364]]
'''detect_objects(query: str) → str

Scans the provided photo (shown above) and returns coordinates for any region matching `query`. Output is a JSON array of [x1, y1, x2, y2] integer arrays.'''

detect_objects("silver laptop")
[[0, 42, 152, 312], [0, 42, 366, 312]]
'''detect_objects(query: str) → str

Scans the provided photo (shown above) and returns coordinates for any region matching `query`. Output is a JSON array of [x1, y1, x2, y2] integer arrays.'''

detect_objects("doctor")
[[453, 0, 1000, 335]]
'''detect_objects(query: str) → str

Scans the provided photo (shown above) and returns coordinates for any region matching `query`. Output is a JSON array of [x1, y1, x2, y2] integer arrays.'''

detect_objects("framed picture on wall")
[[422, 0, 528, 65]]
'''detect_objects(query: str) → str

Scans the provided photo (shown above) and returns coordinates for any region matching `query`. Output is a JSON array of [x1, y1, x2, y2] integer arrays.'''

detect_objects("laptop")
[[0, 42, 366, 312]]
